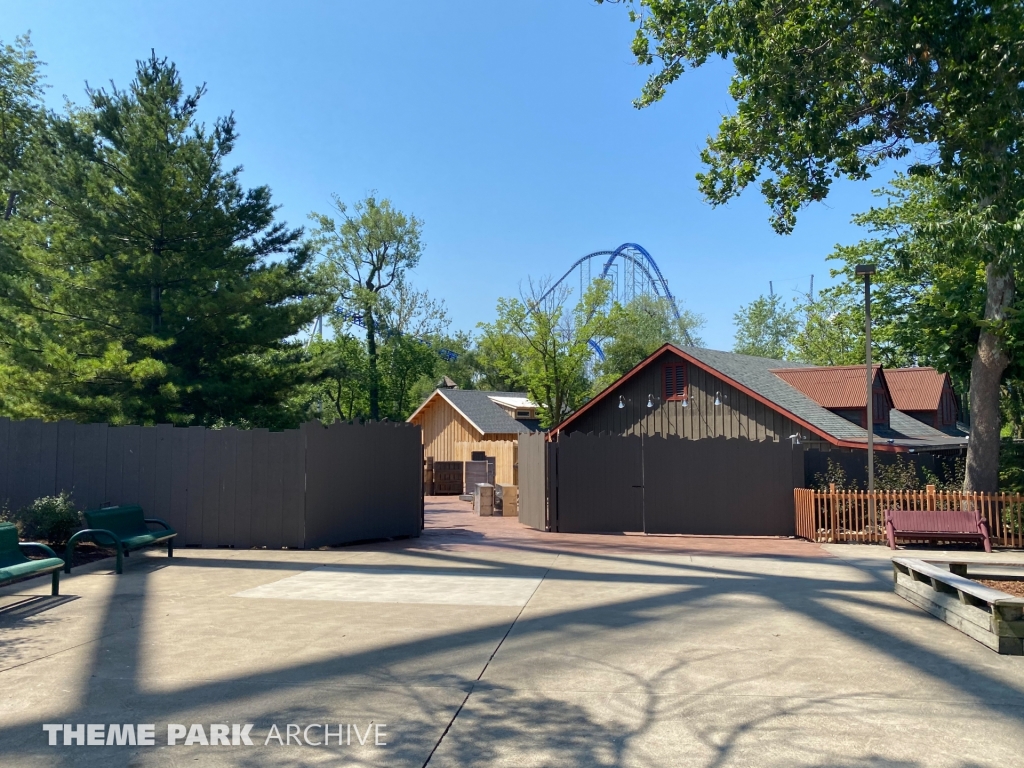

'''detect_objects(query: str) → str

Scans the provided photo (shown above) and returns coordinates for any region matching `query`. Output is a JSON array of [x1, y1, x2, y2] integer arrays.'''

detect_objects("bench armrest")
[[144, 518, 174, 532], [65, 528, 124, 574], [19, 541, 60, 559]]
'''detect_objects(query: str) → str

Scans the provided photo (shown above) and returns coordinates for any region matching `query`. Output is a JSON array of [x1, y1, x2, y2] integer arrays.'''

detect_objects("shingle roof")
[[676, 346, 872, 440], [770, 365, 882, 409], [886, 367, 947, 412], [432, 390, 539, 435], [675, 347, 966, 449]]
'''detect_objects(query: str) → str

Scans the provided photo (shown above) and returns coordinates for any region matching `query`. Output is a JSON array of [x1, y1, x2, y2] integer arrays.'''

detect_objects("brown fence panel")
[[233, 429, 254, 549], [72, 423, 107, 511], [137, 426, 158, 518], [303, 421, 422, 548], [555, 432, 643, 533], [38, 420, 59, 502], [0, 417, 424, 550], [517, 432, 547, 531], [263, 432, 286, 549], [0, 418, 10, 506], [8, 418, 44, 510], [644, 436, 799, 535], [249, 429, 270, 547], [280, 428, 305, 549], [166, 425, 189, 536]]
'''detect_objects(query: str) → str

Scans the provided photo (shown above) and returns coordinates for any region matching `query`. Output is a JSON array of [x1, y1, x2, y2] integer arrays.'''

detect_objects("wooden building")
[[407, 389, 541, 486], [551, 345, 967, 454]]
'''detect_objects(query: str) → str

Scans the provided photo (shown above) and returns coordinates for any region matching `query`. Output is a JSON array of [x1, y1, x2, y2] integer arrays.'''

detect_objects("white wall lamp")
[[714, 391, 723, 407], [618, 395, 625, 409]]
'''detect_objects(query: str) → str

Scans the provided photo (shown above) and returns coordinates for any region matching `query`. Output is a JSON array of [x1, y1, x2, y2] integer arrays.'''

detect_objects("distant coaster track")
[[539, 242, 680, 361]]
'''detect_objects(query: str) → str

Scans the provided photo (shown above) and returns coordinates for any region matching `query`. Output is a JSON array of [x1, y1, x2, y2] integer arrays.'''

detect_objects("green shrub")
[[2, 492, 82, 544]]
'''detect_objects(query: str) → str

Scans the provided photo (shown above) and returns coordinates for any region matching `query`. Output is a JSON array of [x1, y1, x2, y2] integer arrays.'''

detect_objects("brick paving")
[[359, 496, 831, 559]]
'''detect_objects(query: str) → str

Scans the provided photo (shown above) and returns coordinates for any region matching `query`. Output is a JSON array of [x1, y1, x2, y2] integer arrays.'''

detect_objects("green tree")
[[826, 176, 1005, 395], [607, 0, 1024, 490], [598, 294, 704, 389], [308, 195, 423, 420], [790, 291, 865, 367], [376, 280, 449, 419], [1, 53, 323, 427], [732, 294, 798, 360], [473, 330, 528, 392], [479, 278, 611, 427], [303, 332, 369, 423], [0, 34, 46, 222]]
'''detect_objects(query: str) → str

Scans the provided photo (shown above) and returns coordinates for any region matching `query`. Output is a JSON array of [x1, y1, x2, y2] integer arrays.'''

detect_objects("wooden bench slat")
[[892, 557, 1024, 607]]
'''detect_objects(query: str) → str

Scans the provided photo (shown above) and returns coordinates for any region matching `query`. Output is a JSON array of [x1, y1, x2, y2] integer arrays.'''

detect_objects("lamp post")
[[855, 264, 877, 493]]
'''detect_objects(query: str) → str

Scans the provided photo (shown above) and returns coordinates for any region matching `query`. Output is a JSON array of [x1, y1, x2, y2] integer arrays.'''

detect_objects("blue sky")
[[5, 1, 897, 350]]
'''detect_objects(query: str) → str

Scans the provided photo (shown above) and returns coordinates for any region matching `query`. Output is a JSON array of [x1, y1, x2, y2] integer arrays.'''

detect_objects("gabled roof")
[[886, 367, 949, 412], [407, 389, 540, 436], [770, 365, 885, 409], [551, 344, 966, 452]]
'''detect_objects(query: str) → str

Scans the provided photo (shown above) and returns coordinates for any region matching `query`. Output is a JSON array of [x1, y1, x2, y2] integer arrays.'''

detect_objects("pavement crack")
[[421, 553, 558, 767]]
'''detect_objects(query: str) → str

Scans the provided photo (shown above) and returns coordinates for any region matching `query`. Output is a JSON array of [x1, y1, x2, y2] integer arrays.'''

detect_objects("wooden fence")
[[452, 441, 517, 486], [0, 417, 423, 549], [794, 485, 1024, 548]]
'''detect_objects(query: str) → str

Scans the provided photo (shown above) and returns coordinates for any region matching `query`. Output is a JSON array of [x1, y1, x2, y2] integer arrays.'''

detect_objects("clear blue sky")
[[5, 1, 898, 350]]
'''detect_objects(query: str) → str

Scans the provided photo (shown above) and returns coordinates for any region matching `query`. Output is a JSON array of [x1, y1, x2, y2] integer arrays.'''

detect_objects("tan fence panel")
[[793, 487, 1024, 547], [450, 440, 517, 486], [518, 432, 547, 531]]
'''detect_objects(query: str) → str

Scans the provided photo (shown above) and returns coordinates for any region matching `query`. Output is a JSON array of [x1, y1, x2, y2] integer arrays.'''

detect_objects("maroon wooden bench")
[[885, 509, 992, 552]]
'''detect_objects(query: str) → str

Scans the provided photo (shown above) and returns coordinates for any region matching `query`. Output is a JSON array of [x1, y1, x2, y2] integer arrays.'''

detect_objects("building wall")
[[563, 350, 805, 443], [412, 395, 518, 485]]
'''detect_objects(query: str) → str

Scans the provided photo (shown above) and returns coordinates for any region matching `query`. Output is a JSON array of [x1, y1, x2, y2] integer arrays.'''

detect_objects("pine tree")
[[1, 52, 326, 426]]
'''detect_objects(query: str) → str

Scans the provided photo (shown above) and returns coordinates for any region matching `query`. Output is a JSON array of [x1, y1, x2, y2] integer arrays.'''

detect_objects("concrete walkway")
[[1, 498, 1022, 766]]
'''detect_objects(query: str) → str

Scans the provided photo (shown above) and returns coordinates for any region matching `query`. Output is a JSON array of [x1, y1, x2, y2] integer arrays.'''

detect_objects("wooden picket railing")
[[794, 485, 1024, 548]]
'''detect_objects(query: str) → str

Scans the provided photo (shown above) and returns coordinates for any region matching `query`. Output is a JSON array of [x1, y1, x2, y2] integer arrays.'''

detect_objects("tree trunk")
[[963, 261, 1015, 492], [4, 191, 16, 221], [366, 309, 379, 421]]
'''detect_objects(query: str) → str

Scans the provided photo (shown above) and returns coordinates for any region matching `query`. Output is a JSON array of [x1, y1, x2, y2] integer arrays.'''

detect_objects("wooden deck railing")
[[794, 485, 1024, 548]]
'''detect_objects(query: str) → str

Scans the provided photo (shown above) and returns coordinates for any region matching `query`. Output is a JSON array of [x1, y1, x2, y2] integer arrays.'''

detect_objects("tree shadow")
[[1, 536, 1022, 767]]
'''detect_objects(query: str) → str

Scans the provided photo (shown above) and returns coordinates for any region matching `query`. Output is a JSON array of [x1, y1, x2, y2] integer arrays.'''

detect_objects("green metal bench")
[[0, 522, 64, 595], [65, 505, 176, 575]]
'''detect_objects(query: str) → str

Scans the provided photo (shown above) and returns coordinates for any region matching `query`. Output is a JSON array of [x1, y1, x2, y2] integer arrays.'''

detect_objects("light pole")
[[855, 264, 877, 493]]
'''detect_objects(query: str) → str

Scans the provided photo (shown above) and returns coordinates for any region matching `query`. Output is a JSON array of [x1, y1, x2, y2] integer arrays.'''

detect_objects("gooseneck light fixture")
[[647, 394, 654, 408], [618, 395, 625, 409], [714, 391, 722, 407]]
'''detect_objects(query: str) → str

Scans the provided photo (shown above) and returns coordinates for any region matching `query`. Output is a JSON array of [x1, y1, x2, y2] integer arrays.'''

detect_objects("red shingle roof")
[[885, 367, 948, 412], [769, 365, 881, 409]]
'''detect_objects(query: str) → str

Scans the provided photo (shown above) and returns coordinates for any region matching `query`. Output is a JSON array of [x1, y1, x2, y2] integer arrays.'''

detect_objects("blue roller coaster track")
[[539, 243, 679, 362]]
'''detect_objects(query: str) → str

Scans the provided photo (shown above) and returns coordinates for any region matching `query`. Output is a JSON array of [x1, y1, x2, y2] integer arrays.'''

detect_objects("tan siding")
[[410, 395, 519, 486]]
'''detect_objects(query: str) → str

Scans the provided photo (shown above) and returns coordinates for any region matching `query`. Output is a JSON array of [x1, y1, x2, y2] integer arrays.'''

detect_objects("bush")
[[1, 493, 82, 544]]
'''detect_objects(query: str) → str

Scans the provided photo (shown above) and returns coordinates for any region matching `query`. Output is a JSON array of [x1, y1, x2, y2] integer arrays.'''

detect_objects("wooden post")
[[830, 482, 837, 543]]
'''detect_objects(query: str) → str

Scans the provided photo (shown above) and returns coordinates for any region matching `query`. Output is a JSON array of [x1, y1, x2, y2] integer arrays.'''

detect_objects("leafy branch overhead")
[[606, 0, 1024, 491]]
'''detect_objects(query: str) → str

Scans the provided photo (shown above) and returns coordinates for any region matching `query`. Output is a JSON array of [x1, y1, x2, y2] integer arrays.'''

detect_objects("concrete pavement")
[[1, 498, 1022, 766]]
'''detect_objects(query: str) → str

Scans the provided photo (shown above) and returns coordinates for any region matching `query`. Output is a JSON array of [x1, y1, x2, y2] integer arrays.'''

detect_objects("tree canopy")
[[605, 0, 1024, 490], [0, 49, 325, 427]]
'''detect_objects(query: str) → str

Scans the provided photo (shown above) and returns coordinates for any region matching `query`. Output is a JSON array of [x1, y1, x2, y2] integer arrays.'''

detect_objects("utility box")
[[474, 483, 494, 516], [495, 484, 518, 517]]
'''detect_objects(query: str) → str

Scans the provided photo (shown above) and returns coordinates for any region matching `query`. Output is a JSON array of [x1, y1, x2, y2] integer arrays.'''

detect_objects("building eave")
[[406, 389, 487, 438]]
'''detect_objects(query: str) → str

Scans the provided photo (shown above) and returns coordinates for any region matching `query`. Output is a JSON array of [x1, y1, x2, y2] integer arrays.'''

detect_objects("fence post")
[[829, 482, 837, 543]]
